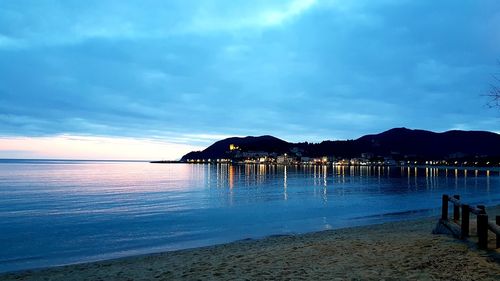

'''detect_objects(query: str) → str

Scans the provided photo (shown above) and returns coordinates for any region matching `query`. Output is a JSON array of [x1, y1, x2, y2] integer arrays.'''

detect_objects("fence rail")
[[440, 194, 499, 249]]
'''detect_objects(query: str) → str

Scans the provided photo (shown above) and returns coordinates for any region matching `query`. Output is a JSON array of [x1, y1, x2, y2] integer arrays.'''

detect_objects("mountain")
[[180, 128, 500, 162], [354, 128, 500, 158], [181, 135, 290, 161]]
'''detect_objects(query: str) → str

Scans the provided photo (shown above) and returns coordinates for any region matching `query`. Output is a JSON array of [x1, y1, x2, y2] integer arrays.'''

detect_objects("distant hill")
[[354, 128, 500, 158], [181, 135, 290, 161], [180, 128, 500, 162]]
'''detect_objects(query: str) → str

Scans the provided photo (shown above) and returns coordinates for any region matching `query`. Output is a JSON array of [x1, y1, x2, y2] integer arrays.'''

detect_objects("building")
[[277, 154, 292, 165]]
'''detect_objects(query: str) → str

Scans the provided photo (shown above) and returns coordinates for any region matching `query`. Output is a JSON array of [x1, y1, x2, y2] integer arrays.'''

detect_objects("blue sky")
[[0, 0, 499, 159]]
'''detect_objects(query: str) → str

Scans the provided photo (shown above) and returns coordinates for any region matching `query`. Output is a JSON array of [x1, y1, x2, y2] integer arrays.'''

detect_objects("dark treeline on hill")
[[180, 128, 500, 162]]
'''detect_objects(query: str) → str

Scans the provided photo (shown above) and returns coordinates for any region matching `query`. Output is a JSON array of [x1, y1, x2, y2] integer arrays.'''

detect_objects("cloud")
[[0, 34, 22, 48], [0, 0, 318, 49], [257, 0, 317, 27], [0, 0, 499, 159], [186, 0, 317, 33]]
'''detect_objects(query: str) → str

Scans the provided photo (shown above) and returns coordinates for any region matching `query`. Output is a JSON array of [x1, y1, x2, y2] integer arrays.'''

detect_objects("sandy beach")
[[2, 208, 500, 281]]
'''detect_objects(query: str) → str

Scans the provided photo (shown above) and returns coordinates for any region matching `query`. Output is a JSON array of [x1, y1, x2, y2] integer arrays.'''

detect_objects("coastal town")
[[183, 143, 499, 167]]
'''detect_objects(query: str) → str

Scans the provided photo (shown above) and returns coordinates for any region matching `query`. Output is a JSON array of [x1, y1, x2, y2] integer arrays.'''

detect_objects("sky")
[[0, 0, 499, 160]]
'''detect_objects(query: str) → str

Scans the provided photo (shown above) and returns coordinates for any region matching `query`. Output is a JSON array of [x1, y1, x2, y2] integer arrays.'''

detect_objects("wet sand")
[[2, 208, 500, 281]]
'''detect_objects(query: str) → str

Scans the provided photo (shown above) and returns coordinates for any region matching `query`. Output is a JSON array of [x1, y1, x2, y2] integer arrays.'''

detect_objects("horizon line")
[[0, 158, 152, 162]]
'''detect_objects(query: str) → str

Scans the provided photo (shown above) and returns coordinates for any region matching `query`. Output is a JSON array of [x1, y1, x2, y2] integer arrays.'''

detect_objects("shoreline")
[[150, 160, 500, 171], [2, 207, 500, 280]]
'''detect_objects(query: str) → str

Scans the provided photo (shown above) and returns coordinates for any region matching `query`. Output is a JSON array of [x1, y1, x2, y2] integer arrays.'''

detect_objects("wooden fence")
[[441, 194, 500, 249]]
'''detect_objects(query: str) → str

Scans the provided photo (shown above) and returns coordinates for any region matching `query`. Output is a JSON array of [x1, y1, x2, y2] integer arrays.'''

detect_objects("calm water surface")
[[0, 160, 499, 272]]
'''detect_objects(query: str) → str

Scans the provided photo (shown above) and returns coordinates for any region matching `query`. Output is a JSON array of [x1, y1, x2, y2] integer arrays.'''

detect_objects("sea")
[[0, 159, 499, 273]]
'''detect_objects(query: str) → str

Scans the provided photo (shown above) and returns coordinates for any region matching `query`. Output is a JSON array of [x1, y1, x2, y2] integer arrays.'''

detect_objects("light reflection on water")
[[0, 161, 499, 273]]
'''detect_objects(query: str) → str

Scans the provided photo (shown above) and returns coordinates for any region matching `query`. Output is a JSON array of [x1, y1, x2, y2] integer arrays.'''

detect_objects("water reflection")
[[284, 166, 288, 201], [204, 164, 499, 199]]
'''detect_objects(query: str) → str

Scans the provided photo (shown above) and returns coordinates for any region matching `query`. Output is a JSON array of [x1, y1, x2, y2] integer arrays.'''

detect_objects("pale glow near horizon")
[[0, 135, 204, 160]]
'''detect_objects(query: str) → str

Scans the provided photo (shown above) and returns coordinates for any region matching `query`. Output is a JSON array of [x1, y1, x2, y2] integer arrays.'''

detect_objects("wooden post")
[[461, 204, 470, 238], [496, 216, 500, 249], [453, 195, 460, 222], [442, 194, 449, 220], [477, 214, 488, 249]]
